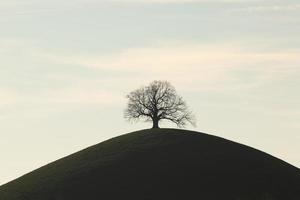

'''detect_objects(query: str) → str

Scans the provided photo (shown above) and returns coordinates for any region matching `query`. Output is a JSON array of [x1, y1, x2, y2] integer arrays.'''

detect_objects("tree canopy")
[[124, 80, 195, 128]]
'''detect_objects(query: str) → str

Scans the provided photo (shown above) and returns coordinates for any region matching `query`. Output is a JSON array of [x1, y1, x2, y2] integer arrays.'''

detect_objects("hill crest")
[[0, 128, 299, 200]]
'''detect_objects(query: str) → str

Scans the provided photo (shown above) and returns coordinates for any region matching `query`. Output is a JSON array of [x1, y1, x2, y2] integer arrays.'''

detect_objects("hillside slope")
[[0, 129, 299, 200]]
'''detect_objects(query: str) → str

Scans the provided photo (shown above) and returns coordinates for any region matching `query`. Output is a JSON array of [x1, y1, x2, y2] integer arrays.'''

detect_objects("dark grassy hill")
[[0, 129, 299, 200]]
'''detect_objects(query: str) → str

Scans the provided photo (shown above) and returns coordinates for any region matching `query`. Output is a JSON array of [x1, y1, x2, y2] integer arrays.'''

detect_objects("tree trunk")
[[152, 118, 159, 129]]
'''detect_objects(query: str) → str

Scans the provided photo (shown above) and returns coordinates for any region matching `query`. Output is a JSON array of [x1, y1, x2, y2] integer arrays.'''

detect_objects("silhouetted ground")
[[0, 129, 299, 200]]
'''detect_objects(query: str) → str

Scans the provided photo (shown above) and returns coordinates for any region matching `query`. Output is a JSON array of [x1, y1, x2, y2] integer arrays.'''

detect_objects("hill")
[[0, 129, 299, 200]]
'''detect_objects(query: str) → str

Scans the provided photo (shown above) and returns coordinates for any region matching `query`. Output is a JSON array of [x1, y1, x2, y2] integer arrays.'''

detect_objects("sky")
[[0, 0, 299, 185]]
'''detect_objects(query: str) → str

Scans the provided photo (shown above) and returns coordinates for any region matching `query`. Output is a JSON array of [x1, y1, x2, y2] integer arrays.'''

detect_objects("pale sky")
[[0, 0, 299, 185]]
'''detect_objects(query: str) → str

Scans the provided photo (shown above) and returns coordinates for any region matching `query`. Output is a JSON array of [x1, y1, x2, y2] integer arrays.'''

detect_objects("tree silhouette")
[[125, 80, 195, 128]]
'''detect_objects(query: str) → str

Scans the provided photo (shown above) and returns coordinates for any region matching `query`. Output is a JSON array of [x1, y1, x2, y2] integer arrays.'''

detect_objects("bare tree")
[[124, 80, 196, 128]]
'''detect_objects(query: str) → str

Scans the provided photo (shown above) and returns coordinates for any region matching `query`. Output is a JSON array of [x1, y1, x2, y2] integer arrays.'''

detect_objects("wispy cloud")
[[68, 42, 299, 90], [2, 38, 299, 92], [14, 41, 295, 98], [0, 0, 255, 5], [234, 4, 300, 13], [108, 0, 252, 3]]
